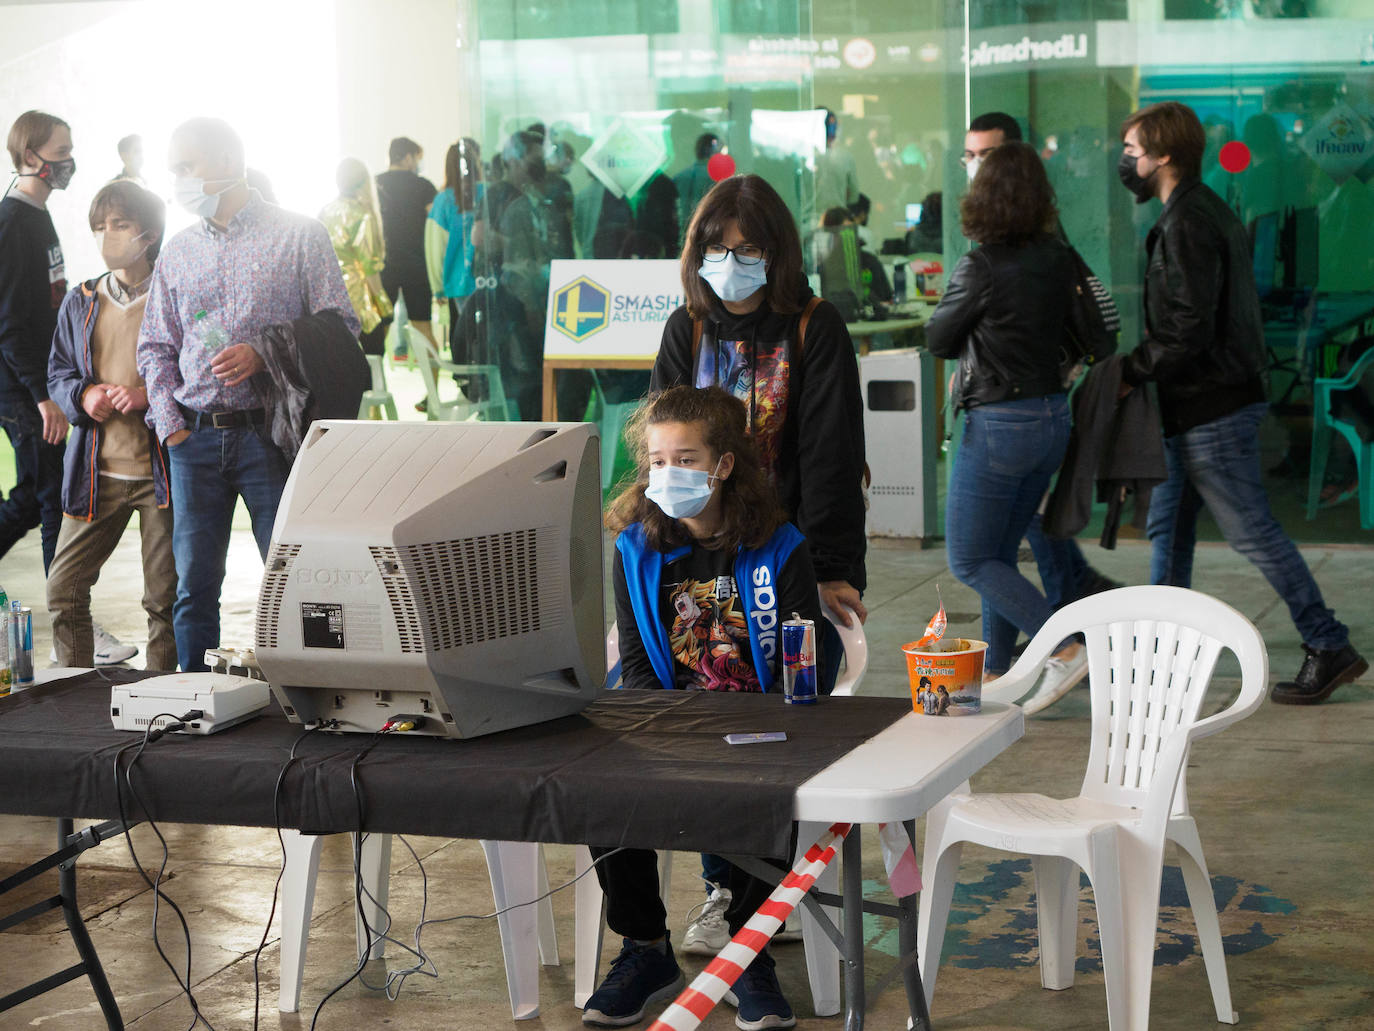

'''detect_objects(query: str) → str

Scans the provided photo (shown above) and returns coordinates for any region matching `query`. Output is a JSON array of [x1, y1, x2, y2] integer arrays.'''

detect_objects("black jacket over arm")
[[1043, 355, 1166, 547], [924, 235, 1074, 410], [1122, 178, 1266, 437], [652, 290, 867, 592]]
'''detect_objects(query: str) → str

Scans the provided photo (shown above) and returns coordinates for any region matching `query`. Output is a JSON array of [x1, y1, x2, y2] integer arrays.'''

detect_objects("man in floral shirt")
[[137, 117, 358, 671]]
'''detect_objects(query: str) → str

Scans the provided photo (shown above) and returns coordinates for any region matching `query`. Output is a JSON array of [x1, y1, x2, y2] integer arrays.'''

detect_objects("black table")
[[0, 672, 911, 1028]]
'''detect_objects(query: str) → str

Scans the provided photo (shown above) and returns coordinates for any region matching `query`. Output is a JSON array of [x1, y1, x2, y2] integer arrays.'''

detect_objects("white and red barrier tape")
[[646, 822, 852, 1031]]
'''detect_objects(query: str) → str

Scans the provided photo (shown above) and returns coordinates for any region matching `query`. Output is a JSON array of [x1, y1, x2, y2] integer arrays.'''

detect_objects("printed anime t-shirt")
[[694, 336, 788, 480], [659, 545, 760, 692]]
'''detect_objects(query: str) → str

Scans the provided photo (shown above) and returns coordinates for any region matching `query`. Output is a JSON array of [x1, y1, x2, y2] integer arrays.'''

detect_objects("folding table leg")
[[842, 828, 865, 1031], [56, 819, 123, 1030]]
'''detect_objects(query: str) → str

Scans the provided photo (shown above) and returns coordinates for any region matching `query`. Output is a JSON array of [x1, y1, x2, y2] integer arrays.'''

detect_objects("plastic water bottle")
[[0, 584, 9, 695], [194, 309, 229, 353]]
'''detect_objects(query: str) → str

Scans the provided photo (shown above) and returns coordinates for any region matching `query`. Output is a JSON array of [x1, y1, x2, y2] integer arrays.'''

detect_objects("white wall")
[[0, 0, 473, 284], [332, 0, 472, 176]]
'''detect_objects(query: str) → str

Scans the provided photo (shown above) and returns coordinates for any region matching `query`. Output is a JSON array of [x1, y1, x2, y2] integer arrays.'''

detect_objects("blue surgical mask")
[[174, 175, 239, 219], [645, 459, 723, 520], [698, 253, 768, 304]]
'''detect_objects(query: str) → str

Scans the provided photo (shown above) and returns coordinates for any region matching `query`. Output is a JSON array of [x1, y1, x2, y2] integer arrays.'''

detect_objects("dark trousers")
[[590, 846, 788, 942], [0, 408, 64, 572]]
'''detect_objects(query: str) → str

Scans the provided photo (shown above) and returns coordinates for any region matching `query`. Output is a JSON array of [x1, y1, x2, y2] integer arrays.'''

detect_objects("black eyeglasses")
[[702, 243, 766, 266]]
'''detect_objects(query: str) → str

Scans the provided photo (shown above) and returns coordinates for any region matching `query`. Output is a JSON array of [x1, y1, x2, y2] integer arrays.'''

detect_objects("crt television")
[[253, 420, 605, 739]]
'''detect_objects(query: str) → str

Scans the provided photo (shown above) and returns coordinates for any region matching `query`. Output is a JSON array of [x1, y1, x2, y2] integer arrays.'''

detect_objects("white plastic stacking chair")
[[917, 586, 1268, 1030], [573, 599, 868, 1015], [277, 832, 559, 1019]]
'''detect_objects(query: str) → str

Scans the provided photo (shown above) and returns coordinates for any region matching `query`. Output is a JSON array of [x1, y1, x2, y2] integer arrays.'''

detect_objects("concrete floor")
[[2, 465, 1372, 1029]]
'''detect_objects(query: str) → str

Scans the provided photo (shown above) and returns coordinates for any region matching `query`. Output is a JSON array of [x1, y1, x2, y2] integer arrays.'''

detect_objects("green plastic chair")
[[409, 327, 515, 422], [1306, 346, 1374, 530], [390, 289, 419, 371], [357, 354, 398, 420], [587, 370, 643, 497]]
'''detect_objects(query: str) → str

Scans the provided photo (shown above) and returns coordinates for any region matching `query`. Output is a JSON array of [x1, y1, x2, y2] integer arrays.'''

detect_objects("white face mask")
[[965, 156, 982, 182], [174, 175, 239, 219], [94, 229, 149, 272], [645, 457, 724, 520]]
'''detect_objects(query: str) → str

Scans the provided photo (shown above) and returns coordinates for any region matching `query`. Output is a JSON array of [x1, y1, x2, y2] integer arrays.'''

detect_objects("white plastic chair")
[[277, 831, 558, 1019], [917, 586, 1268, 1030], [572, 598, 867, 1014]]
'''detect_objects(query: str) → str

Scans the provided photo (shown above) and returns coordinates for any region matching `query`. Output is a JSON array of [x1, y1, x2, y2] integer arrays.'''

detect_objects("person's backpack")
[[1062, 244, 1120, 369]]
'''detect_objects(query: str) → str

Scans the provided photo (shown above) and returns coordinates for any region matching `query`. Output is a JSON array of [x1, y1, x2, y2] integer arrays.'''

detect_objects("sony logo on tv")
[[295, 568, 375, 587]]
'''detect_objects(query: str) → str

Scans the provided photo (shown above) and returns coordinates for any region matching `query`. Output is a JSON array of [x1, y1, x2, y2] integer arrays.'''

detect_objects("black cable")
[[309, 730, 388, 1031], [252, 721, 326, 1031], [305, 727, 630, 1018], [355, 838, 630, 1003], [355, 833, 437, 999], [113, 712, 217, 1031]]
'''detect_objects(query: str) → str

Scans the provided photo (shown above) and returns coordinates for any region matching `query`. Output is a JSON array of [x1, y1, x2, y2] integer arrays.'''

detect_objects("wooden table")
[[541, 357, 655, 420]]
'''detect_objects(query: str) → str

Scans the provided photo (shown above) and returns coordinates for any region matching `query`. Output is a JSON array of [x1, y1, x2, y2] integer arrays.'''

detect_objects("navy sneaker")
[[582, 936, 685, 1027], [722, 949, 796, 1030]]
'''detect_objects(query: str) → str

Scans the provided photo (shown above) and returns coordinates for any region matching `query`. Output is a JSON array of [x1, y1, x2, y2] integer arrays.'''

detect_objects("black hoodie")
[[651, 288, 867, 592]]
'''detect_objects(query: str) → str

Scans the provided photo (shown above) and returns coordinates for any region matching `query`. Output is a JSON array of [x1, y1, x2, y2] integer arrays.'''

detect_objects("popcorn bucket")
[[901, 638, 987, 716]]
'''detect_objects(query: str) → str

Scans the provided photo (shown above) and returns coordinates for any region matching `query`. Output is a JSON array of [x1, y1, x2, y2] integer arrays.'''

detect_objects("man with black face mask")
[[1117, 100, 1365, 706], [0, 110, 74, 572]]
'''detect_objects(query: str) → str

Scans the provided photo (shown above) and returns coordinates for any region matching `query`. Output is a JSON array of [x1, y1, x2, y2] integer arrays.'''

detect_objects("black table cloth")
[[0, 672, 909, 857]]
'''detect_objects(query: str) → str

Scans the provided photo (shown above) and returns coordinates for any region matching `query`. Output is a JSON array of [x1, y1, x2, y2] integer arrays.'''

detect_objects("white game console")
[[110, 671, 271, 735]]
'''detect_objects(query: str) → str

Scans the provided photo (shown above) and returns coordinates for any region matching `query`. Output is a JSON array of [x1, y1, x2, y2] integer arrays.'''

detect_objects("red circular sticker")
[[1219, 141, 1251, 173], [707, 152, 736, 181]]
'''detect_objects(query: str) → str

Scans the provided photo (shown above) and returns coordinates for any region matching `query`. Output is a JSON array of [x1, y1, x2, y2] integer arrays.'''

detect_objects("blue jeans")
[[947, 396, 1072, 673], [167, 425, 289, 671], [1148, 402, 1347, 652], [0, 406, 64, 572], [1026, 511, 1088, 610]]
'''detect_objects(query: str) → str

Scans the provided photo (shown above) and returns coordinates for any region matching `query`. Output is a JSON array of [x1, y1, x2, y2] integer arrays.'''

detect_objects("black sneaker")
[[1271, 644, 1368, 705], [722, 949, 796, 1030], [582, 936, 685, 1027]]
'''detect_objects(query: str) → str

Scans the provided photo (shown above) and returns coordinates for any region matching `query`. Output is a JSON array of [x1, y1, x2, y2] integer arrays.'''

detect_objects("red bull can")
[[782, 613, 817, 705]]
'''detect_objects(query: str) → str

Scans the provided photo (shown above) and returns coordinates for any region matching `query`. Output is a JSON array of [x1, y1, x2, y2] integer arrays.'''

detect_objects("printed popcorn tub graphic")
[[902, 638, 987, 716]]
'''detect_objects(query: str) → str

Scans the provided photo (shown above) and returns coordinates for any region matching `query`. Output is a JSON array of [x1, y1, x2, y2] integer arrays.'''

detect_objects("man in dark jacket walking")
[[1118, 101, 1365, 705]]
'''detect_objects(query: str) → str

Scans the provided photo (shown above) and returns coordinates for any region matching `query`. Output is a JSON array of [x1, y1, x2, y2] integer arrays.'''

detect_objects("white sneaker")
[[1021, 650, 1089, 715], [681, 884, 731, 956], [92, 623, 138, 666]]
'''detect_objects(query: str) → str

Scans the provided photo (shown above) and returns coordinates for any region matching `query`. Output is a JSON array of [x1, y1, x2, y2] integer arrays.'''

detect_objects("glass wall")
[[962, 2, 1374, 542], [463, 0, 1374, 540]]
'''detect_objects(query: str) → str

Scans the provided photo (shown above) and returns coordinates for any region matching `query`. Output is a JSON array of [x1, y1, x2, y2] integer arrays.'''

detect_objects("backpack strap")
[[691, 317, 704, 372], [796, 295, 821, 355]]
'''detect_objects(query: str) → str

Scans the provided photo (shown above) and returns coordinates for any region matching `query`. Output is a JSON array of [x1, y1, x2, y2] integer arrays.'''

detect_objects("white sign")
[[544, 259, 683, 361], [1301, 102, 1373, 185], [580, 119, 668, 200]]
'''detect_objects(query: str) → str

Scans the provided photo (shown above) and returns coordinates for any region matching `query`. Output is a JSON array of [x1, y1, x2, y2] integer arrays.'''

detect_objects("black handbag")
[[1063, 245, 1120, 368]]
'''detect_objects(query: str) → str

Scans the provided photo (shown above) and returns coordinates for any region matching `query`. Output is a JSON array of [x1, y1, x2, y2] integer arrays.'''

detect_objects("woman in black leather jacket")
[[926, 141, 1086, 697]]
